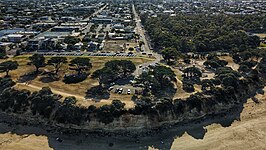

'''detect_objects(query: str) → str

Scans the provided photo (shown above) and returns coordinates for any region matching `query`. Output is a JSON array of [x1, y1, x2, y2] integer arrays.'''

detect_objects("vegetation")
[[47, 57, 68, 75], [64, 36, 80, 45], [29, 54, 46, 73], [92, 60, 136, 87], [0, 61, 18, 77], [135, 65, 176, 98], [161, 47, 182, 64], [203, 55, 228, 69], [183, 67, 202, 79], [0, 49, 7, 59], [0, 55, 265, 126], [141, 14, 263, 53], [69, 57, 92, 75]]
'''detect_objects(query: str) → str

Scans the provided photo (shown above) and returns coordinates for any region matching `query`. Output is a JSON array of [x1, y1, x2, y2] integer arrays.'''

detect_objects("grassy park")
[[0, 55, 155, 108]]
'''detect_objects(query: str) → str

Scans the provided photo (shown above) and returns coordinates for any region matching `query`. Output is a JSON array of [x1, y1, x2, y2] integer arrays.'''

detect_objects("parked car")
[[115, 88, 120, 93], [118, 88, 123, 94], [108, 86, 114, 91]]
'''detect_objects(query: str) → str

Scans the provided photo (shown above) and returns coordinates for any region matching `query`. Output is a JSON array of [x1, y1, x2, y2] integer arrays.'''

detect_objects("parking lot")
[[31, 52, 138, 57], [108, 85, 141, 95]]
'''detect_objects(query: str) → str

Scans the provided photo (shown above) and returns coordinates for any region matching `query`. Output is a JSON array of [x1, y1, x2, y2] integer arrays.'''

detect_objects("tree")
[[262, 18, 266, 29], [92, 60, 136, 87], [161, 47, 180, 64], [69, 58, 92, 75], [96, 100, 125, 124], [92, 68, 116, 87], [0, 77, 15, 92], [105, 60, 136, 77], [64, 36, 80, 45], [135, 65, 176, 97], [0, 61, 18, 77], [153, 66, 176, 87], [183, 67, 202, 78], [203, 59, 228, 69], [0, 49, 6, 59], [201, 79, 214, 91], [47, 57, 67, 75], [29, 54, 45, 73], [139, 41, 144, 47], [63, 96, 77, 105], [128, 47, 134, 51]]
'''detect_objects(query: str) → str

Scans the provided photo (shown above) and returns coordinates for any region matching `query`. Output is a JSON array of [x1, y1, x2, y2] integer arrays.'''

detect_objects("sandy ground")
[[170, 87, 266, 150], [0, 134, 52, 150]]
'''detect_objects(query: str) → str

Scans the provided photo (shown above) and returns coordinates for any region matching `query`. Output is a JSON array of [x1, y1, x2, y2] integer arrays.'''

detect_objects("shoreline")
[[0, 103, 242, 138]]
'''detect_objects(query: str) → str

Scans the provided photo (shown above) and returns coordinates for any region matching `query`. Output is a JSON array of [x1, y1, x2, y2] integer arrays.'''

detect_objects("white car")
[[127, 89, 131, 95], [108, 87, 114, 91], [118, 88, 123, 94]]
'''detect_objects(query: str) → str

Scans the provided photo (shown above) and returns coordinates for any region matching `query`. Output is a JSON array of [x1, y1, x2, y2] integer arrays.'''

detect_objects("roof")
[[0, 28, 25, 37], [36, 31, 71, 38], [6, 34, 24, 38], [0, 42, 13, 46]]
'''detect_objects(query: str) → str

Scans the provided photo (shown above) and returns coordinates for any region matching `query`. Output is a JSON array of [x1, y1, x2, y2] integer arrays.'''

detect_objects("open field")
[[0, 55, 155, 108], [102, 40, 139, 53]]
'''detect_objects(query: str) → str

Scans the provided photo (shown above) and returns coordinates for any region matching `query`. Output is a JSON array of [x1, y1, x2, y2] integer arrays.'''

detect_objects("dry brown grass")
[[103, 40, 138, 53], [254, 33, 266, 38], [0, 55, 154, 108], [219, 55, 239, 71]]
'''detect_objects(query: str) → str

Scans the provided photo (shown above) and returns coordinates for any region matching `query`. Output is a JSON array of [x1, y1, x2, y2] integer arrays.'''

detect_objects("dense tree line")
[[141, 14, 263, 52]]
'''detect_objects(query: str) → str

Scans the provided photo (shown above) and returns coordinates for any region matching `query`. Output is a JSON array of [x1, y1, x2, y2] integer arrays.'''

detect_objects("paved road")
[[25, 51, 138, 57], [82, 4, 108, 22], [132, 4, 162, 76], [132, 4, 151, 53], [81, 23, 93, 34]]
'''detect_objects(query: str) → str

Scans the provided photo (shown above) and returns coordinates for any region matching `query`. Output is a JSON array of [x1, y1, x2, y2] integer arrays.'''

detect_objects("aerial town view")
[[0, 0, 266, 149]]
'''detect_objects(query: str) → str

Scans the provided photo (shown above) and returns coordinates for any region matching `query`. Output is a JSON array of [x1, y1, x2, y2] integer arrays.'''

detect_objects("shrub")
[[63, 73, 88, 84], [182, 80, 195, 93]]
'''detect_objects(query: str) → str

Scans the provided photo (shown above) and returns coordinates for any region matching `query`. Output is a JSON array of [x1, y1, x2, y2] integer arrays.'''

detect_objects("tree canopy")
[[29, 54, 46, 73], [0, 61, 18, 77], [136, 65, 176, 97], [47, 57, 67, 74], [161, 47, 182, 64], [92, 60, 136, 87], [141, 14, 262, 53], [69, 57, 92, 75], [64, 36, 80, 45]]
